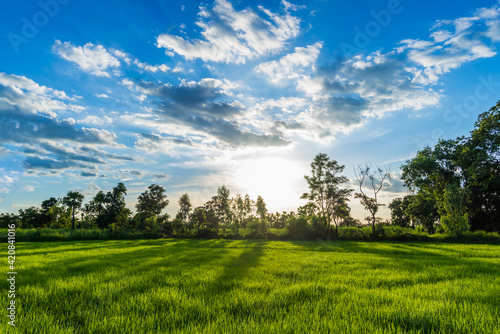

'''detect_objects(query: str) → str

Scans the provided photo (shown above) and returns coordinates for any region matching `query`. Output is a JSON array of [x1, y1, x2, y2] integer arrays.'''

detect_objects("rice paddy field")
[[2, 239, 500, 333]]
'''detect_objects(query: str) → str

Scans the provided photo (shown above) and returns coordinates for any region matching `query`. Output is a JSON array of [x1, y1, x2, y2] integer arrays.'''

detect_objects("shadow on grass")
[[204, 240, 266, 295]]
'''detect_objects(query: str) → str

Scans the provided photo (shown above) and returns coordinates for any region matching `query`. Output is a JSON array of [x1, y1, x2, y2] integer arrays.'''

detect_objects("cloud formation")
[[52, 40, 121, 77], [136, 78, 290, 148], [156, 0, 301, 63], [0, 73, 130, 171]]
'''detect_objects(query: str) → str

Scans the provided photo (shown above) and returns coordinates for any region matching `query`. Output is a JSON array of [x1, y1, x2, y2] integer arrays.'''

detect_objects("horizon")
[[2, 0, 500, 221]]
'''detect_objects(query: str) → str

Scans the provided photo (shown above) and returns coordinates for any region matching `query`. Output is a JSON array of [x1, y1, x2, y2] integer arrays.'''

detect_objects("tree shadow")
[[203, 240, 266, 295]]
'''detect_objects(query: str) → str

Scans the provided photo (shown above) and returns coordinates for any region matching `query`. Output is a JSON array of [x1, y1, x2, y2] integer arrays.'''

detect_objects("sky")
[[1, 0, 500, 221]]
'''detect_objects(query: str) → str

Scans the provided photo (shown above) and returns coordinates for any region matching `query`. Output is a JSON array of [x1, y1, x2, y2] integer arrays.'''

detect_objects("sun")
[[232, 156, 307, 212]]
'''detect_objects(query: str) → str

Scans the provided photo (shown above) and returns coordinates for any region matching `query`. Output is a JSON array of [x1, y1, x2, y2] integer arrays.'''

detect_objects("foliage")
[[440, 183, 469, 235], [136, 184, 169, 217], [388, 197, 412, 228], [177, 193, 192, 222], [302, 153, 353, 233]]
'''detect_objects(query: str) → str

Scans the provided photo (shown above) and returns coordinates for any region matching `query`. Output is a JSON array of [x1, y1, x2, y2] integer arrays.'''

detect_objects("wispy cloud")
[[156, 0, 301, 63]]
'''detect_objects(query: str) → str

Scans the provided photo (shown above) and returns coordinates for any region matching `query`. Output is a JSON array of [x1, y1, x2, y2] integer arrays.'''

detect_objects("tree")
[[354, 165, 390, 233], [18, 207, 41, 228], [99, 183, 130, 229], [190, 207, 207, 228], [456, 101, 500, 231], [215, 185, 231, 235], [136, 184, 169, 218], [256, 195, 268, 220], [406, 192, 439, 234], [41, 197, 59, 228], [177, 193, 192, 227], [93, 191, 106, 217], [63, 191, 84, 229], [302, 153, 353, 233], [440, 183, 469, 235], [389, 197, 412, 228]]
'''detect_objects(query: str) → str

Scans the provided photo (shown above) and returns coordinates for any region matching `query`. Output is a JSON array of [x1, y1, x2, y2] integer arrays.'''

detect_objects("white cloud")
[[96, 93, 109, 98], [156, 0, 301, 63], [0, 72, 80, 118], [52, 40, 121, 77], [399, 3, 499, 84], [255, 42, 322, 83]]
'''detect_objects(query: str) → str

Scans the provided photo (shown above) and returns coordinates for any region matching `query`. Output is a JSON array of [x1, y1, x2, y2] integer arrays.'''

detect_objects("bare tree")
[[354, 165, 391, 233]]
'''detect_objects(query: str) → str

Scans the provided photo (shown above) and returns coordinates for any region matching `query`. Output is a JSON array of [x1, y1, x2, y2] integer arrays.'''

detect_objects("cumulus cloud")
[[53, 41, 171, 76], [156, 0, 301, 63], [259, 51, 442, 141], [0, 73, 131, 171], [136, 78, 290, 148], [255, 42, 322, 83], [52, 40, 121, 77]]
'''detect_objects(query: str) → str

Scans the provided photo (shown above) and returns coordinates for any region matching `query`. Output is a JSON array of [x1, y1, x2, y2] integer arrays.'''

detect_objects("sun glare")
[[232, 157, 307, 211]]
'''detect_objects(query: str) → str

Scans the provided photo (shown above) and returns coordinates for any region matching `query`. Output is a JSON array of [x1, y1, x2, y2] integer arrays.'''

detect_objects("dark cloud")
[[24, 156, 87, 170], [139, 133, 193, 146], [130, 170, 142, 176], [0, 108, 113, 145], [142, 79, 290, 148], [81, 171, 98, 177], [383, 177, 408, 193], [320, 96, 367, 127], [0, 80, 131, 171]]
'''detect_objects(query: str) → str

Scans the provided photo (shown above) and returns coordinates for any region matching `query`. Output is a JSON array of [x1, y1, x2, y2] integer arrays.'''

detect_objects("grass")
[[2, 239, 500, 333]]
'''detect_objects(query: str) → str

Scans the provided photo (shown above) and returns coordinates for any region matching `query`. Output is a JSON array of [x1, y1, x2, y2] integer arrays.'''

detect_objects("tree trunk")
[[71, 208, 75, 229]]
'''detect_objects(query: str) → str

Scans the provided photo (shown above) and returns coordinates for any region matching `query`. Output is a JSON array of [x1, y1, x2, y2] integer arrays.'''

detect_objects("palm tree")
[[63, 191, 84, 229]]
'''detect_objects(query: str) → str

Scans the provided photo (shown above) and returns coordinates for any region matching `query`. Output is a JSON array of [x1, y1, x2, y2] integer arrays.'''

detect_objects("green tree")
[[406, 192, 439, 234], [41, 197, 59, 228], [456, 101, 500, 231], [99, 183, 129, 229], [388, 196, 412, 228], [177, 193, 192, 222], [256, 195, 268, 220], [215, 185, 231, 236], [63, 191, 84, 229], [302, 153, 353, 233], [136, 184, 169, 218], [440, 183, 469, 235]]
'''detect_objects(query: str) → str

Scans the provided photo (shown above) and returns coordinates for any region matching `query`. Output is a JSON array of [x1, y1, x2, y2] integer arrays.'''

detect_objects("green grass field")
[[3, 239, 500, 333]]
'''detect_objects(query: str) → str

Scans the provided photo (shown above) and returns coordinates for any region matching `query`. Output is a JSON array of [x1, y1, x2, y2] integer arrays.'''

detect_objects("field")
[[3, 239, 500, 333]]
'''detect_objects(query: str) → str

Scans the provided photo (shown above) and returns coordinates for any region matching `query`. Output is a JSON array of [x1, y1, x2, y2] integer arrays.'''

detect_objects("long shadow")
[[203, 240, 266, 295], [21, 239, 232, 289]]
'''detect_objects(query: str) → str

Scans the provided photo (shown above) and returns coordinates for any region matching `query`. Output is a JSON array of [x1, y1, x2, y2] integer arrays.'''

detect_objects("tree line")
[[1, 100, 499, 237]]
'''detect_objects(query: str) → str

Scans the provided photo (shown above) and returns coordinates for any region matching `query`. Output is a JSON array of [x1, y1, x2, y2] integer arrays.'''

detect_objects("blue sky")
[[1, 0, 500, 220]]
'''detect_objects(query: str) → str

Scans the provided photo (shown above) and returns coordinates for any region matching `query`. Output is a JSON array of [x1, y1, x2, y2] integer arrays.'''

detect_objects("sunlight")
[[232, 157, 308, 211]]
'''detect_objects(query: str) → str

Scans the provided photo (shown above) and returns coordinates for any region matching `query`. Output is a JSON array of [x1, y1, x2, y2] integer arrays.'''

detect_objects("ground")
[[3, 239, 500, 333]]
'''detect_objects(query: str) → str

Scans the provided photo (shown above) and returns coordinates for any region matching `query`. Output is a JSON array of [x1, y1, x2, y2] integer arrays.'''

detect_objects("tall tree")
[[256, 195, 268, 220], [177, 193, 192, 222], [215, 185, 231, 235], [99, 183, 130, 228], [136, 184, 169, 217], [302, 153, 353, 232], [457, 100, 500, 231], [440, 183, 469, 235], [63, 191, 84, 229], [354, 165, 390, 233], [41, 197, 59, 228]]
